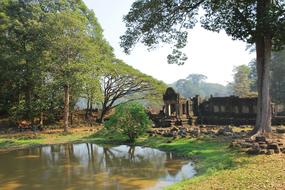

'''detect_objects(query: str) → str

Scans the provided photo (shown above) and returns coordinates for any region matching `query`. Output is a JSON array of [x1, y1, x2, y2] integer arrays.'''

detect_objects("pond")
[[0, 143, 196, 190]]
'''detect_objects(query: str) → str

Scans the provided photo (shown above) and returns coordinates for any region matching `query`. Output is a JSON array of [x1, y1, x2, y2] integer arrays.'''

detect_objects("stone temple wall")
[[152, 87, 285, 127]]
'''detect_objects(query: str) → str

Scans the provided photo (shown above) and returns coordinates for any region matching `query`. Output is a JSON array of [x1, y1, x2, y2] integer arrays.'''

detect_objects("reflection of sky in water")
[[148, 162, 196, 190], [0, 143, 196, 190], [165, 162, 195, 182]]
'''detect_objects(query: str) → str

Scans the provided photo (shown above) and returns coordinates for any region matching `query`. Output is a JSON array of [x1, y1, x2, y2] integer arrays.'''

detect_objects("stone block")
[[268, 143, 280, 153], [241, 142, 252, 148], [276, 127, 285, 134], [247, 148, 260, 155], [266, 149, 275, 155], [259, 144, 267, 149], [259, 149, 267, 154], [255, 136, 266, 142], [245, 138, 254, 143]]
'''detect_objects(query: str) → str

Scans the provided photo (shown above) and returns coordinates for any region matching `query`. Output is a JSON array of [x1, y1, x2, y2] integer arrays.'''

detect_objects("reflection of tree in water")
[[0, 144, 84, 190], [0, 143, 190, 190], [64, 144, 184, 180], [100, 145, 183, 180], [164, 153, 187, 177]]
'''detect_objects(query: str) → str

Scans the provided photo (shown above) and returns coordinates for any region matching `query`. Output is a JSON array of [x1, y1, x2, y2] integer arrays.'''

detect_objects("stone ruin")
[[147, 124, 285, 155], [147, 87, 285, 155], [150, 87, 285, 127]]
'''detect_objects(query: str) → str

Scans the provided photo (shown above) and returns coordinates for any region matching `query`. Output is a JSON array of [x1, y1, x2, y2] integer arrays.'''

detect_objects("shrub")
[[104, 102, 151, 142]]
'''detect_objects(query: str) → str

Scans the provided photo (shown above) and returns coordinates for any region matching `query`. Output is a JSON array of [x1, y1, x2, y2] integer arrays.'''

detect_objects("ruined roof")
[[163, 87, 179, 101]]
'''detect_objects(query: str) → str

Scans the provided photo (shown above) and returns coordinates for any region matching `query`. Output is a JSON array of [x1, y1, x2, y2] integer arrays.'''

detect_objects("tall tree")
[[46, 9, 105, 132], [0, 0, 110, 130], [271, 49, 285, 105], [98, 60, 166, 123], [0, 0, 50, 121], [231, 65, 255, 97], [248, 60, 258, 92], [120, 0, 285, 135]]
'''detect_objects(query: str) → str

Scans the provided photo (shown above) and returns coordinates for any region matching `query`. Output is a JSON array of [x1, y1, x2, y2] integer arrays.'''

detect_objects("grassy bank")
[[0, 127, 97, 152], [85, 129, 238, 174], [0, 128, 284, 190], [166, 154, 285, 190]]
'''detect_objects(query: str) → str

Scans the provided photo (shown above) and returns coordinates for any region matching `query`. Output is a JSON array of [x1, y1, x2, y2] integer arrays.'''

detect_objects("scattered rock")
[[217, 126, 233, 136], [268, 143, 279, 150], [276, 127, 285, 134], [240, 142, 252, 148], [247, 148, 260, 155], [255, 136, 266, 142], [267, 143, 280, 153], [259, 143, 267, 149], [267, 149, 275, 155], [170, 127, 179, 132], [231, 136, 285, 155], [259, 149, 267, 154]]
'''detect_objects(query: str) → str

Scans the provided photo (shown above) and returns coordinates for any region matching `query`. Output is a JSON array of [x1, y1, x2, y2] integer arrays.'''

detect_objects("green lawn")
[[0, 128, 95, 151], [165, 154, 285, 190]]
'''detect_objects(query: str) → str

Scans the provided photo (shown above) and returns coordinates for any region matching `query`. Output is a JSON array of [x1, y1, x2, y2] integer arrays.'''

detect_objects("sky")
[[83, 0, 255, 85]]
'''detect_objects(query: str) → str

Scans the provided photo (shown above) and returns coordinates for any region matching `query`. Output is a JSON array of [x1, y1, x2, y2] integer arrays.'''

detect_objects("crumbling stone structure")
[[163, 87, 192, 119], [153, 87, 282, 127]]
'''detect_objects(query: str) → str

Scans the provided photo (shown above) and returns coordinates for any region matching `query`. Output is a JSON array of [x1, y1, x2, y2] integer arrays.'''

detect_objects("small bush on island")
[[104, 102, 151, 143]]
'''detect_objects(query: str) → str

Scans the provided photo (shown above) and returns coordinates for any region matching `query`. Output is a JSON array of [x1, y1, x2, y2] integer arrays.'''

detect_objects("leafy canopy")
[[120, 0, 285, 64], [0, 0, 112, 122], [98, 59, 167, 122]]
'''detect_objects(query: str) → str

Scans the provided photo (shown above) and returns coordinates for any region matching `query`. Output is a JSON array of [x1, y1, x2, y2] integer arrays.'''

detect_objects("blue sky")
[[83, 0, 255, 85]]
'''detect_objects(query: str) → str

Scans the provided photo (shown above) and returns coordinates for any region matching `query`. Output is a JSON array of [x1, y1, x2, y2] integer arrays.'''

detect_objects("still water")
[[0, 143, 196, 190]]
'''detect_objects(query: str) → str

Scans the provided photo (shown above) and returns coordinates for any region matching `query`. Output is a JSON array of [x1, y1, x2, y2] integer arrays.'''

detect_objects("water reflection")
[[0, 143, 196, 190]]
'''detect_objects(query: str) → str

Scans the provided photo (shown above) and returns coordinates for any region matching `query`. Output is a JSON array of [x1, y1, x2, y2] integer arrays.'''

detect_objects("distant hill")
[[171, 74, 231, 98]]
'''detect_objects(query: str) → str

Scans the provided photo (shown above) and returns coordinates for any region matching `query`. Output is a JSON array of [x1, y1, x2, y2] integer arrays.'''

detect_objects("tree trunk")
[[85, 98, 90, 120], [63, 84, 70, 133], [98, 103, 108, 123], [98, 109, 106, 123], [70, 111, 73, 126], [90, 96, 93, 113], [40, 112, 44, 127], [251, 0, 272, 135], [24, 87, 32, 121]]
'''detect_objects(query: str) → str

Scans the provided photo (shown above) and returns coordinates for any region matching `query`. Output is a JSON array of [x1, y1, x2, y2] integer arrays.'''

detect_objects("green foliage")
[[248, 60, 258, 92], [172, 74, 230, 97], [98, 59, 167, 122], [271, 49, 285, 105], [0, 0, 112, 125], [121, 0, 285, 64], [104, 103, 151, 142], [0, 0, 50, 119], [231, 65, 256, 97], [247, 49, 285, 106]]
